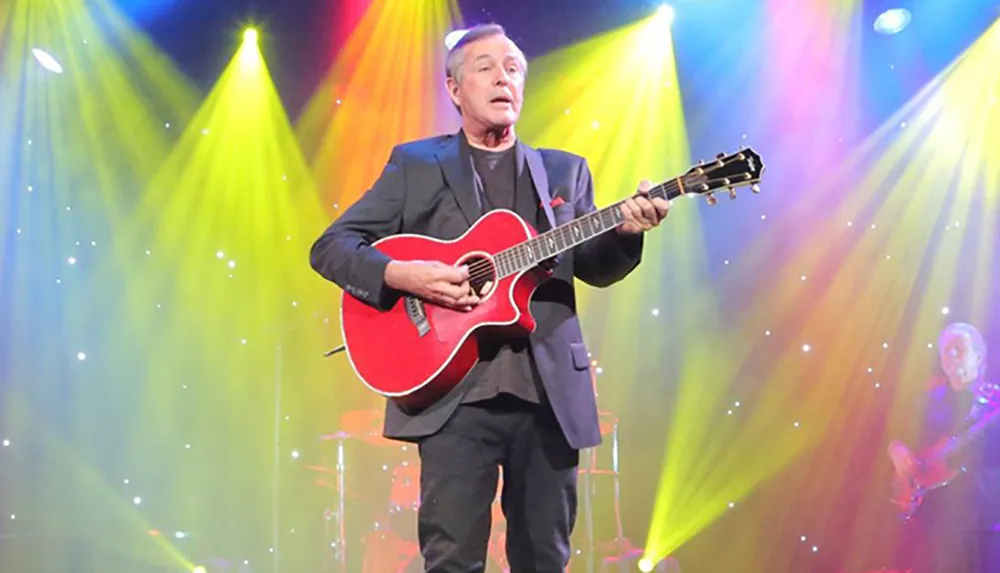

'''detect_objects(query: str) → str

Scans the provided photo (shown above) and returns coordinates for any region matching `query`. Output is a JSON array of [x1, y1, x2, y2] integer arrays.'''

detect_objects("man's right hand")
[[888, 440, 919, 479], [384, 260, 481, 311]]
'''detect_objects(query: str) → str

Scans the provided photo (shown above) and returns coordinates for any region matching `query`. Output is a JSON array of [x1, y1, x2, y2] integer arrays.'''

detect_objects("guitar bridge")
[[405, 296, 431, 337]]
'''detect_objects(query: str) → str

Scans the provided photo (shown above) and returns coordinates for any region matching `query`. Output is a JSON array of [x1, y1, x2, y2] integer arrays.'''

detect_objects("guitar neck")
[[493, 177, 685, 279], [934, 404, 1000, 462]]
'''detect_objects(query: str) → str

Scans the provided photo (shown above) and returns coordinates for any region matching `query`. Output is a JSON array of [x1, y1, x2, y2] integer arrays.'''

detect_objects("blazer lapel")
[[434, 133, 481, 226], [519, 142, 557, 230]]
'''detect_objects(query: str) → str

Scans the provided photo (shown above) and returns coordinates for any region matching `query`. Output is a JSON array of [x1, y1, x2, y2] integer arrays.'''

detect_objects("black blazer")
[[310, 130, 644, 450]]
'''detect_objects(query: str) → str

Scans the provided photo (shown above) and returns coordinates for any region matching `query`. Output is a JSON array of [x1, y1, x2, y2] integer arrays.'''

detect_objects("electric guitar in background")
[[338, 148, 765, 409], [890, 386, 1000, 521]]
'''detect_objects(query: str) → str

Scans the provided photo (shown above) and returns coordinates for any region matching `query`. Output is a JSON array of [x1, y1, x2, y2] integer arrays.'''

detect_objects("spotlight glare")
[[243, 28, 258, 45], [31, 49, 64, 73], [655, 4, 676, 25], [873, 8, 911, 35], [444, 29, 467, 51], [638, 558, 654, 573]]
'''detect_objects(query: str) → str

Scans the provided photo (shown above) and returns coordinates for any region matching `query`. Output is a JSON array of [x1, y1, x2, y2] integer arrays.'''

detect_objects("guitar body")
[[339, 210, 552, 410], [890, 437, 962, 520]]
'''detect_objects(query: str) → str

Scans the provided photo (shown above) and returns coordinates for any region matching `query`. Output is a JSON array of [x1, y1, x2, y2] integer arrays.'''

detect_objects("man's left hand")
[[617, 180, 670, 236]]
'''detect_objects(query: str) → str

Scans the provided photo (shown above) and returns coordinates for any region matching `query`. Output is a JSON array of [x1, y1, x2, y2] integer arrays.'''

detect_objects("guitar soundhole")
[[462, 254, 497, 298]]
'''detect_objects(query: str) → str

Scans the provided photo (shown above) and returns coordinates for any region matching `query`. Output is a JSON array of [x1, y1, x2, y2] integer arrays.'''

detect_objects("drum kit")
[[307, 363, 629, 573]]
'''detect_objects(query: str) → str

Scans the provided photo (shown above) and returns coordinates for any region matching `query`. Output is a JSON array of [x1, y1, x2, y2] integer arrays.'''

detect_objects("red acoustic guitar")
[[338, 149, 764, 408]]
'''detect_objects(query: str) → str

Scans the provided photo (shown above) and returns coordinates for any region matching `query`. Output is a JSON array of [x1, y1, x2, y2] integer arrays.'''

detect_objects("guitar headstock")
[[680, 147, 764, 204]]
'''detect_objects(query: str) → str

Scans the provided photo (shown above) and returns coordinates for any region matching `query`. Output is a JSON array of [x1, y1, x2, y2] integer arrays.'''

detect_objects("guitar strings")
[[456, 177, 687, 288], [445, 162, 760, 294], [468, 155, 756, 284]]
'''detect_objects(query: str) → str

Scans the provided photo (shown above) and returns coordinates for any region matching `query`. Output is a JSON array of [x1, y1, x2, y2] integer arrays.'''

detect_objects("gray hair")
[[445, 23, 526, 84], [939, 322, 989, 377]]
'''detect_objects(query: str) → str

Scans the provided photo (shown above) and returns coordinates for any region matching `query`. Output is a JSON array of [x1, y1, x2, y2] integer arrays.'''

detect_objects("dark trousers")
[[416, 395, 578, 572]]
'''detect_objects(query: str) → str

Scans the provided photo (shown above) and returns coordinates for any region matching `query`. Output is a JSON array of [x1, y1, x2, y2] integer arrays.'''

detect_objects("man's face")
[[940, 332, 982, 389], [448, 34, 526, 131]]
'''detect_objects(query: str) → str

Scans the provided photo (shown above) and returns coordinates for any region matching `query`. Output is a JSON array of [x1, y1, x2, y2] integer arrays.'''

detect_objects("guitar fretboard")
[[492, 177, 685, 278]]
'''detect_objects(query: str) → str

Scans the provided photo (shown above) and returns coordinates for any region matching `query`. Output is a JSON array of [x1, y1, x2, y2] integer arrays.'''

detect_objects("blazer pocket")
[[570, 342, 590, 370]]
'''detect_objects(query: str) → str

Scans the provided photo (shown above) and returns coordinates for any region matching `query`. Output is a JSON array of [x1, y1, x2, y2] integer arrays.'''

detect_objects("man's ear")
[[445, 77, 461, 107]]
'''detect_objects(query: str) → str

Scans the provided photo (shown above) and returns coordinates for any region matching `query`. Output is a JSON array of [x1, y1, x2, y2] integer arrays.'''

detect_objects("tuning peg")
[[729, 188, 737, 200], [750, 184, 761, 194], [706, 193, 717, 206]]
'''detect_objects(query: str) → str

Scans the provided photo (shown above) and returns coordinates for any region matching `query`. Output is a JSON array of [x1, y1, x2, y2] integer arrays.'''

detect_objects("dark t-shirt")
[[459, 142, 547, 406], [470, 146, 516, 211]]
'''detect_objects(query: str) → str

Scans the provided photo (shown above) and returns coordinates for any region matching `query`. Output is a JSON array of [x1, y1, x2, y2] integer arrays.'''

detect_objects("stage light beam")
[[236, 27, 263, 69], [655, 4, 676, 26], [296, 0, 462, 210]]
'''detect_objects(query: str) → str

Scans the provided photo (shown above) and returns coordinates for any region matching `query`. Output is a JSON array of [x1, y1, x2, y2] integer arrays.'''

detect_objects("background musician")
[[888, 322, 1000, 572]]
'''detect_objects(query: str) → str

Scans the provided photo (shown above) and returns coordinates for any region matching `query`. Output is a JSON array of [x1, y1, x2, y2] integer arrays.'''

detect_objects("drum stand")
[[578, 414, 626, 573]]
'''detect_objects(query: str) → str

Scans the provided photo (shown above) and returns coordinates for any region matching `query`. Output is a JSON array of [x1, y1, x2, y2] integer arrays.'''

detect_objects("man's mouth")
[[490, 96, 514, 105]]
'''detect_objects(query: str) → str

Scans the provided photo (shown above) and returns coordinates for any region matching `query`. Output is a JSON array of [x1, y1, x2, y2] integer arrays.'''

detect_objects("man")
[[888, 322, 1000, 572], [310, 23, 669, 573]]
